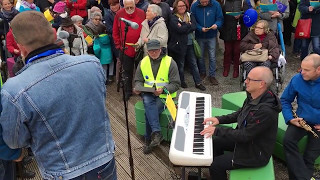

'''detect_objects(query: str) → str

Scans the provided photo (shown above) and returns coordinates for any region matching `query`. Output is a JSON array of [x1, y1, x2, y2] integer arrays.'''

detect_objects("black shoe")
[[17, 169, 36, 179], [124, 93, 132, 101], [23, 156, 33, 165], [181, 82, 188, 88], [150, 131, 163, 148], [195, 83, 206, 91]]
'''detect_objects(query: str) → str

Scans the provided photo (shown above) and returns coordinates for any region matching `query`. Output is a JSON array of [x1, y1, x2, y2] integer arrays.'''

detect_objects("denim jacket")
[[0, 53, 115, 180]]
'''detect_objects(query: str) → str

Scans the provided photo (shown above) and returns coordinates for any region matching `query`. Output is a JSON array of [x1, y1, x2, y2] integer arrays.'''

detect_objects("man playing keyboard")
[[134, 39, 180, 154], [201, 66, 281, 180]]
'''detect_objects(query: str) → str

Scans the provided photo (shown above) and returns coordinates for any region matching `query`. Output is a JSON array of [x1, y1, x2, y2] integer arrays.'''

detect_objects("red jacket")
[[66, 0, 88, 18], [112, 8, 145, 58], [6, 29, 20, 57]]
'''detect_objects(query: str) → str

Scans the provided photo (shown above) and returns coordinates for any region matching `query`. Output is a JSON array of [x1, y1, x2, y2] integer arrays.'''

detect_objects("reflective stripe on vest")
[[140, 55, 177, 98]]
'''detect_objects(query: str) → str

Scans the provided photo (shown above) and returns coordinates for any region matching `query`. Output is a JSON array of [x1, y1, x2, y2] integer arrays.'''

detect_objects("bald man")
[[201, 67, 281, 180], [281, 54, 320, 180]]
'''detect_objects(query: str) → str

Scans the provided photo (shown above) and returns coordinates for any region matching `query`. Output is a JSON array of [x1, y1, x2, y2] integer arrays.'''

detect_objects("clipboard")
[[135, 86, 156, 93]]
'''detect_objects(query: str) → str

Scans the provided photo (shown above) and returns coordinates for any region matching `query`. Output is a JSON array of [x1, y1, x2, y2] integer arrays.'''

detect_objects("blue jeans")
[[301, 36, 320, 61], [293, 38, 302, 54], [71, 157, 117, 180], [142, 93, 166, 140], [0, 160, 15, 180], [197, 37, 217, 77]]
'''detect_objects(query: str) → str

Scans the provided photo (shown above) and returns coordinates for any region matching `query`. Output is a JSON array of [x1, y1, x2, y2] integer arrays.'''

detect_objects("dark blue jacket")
[[299, 0, 320, 37], [191, 0, 224, 39]]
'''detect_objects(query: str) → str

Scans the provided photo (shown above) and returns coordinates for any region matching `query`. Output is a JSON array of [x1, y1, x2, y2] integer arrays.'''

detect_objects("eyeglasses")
[[255, 26, 264, 30], [246, 77, 263, 83], [177, 5, 186, 8], [125, 6, 135, 10], [94, 18, 101, 21]]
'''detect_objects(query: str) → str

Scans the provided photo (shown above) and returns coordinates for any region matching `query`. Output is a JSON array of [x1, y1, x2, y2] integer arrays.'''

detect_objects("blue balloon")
[[243, 9, 258, 27]]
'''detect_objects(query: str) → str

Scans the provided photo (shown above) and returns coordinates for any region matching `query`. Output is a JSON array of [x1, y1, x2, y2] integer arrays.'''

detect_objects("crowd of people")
[[0, 0, 319, 179]]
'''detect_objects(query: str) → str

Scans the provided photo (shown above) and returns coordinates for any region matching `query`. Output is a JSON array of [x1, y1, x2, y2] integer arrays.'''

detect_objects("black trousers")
[[120, 53, 135, 95], [209, 137, 246, 180], [284, 124, 320, 180]]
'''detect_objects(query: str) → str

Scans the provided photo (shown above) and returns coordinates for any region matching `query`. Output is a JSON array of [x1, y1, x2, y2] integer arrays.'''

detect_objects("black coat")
[[167, 13, 196, 56], [299, 0, 320, 37], [214, 90, 282, 167], [219, 0, 249, 41]]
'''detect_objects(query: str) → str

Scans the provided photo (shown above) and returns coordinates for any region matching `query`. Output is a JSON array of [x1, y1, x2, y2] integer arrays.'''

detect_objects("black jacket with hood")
[[214, 90, 282, 167]]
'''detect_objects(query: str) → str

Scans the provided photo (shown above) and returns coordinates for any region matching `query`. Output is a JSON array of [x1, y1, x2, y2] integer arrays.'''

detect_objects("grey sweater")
[[134, 48, 180, 95]]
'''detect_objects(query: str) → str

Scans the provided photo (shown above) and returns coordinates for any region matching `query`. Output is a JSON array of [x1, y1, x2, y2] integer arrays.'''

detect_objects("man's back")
[[1, 54, 115, 179]]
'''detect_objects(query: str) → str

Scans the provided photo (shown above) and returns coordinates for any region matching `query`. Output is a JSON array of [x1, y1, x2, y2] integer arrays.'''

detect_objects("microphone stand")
[[117, 21, 135, 180]]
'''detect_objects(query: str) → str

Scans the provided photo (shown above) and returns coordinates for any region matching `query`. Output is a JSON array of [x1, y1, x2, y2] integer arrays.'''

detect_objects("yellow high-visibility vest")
[[140, 55, 177, 98]]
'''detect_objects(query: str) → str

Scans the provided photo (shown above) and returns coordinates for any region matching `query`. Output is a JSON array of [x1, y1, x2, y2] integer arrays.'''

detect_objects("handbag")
[[134, 46, 144, 65], [191, 35, 202, 59], [240, 49, 268, 62], [295, 19, 312, 39]]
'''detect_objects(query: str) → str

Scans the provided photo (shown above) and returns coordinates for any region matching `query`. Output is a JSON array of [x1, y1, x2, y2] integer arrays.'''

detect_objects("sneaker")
[[200, 73, 206, 80], [143, 139, 153, 154], [209, 76, 219, 85], [181, 82, 188, 88], [195, 83, 206, 91], [149, 131, 163, 148]]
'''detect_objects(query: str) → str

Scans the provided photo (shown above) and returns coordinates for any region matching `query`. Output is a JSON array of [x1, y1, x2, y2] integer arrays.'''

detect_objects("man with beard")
[[113, 0, 145, 101]]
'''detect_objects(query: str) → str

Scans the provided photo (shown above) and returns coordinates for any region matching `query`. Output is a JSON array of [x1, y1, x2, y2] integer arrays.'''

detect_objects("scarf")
[[1, 8, 19, 21], [21, 0, 36, 10], [175, 12, 190, 23], [257, 33, 267, 42], [85, 20, 105, 36], [148, 16, 161, 28]]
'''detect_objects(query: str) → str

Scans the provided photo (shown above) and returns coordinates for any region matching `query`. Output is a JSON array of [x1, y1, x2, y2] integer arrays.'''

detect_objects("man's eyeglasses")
[[94, 18, 101, 21], [246, 77, 263, 83], [125, 7, 135, 10]]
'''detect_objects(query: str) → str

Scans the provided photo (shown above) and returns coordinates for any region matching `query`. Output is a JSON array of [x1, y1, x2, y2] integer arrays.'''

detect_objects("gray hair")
[[124, 0, 135, 5], [256, 66, 273, 87], [71, 15, 83, 23], [90, 11, 102, 20], [148, 4, 162, 17]]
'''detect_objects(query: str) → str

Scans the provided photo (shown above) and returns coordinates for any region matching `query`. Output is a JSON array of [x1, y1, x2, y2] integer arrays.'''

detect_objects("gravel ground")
[[178, 38, 319, 179]]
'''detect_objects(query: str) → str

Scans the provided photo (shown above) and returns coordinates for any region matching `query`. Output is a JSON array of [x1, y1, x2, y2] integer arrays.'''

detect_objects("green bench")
[[135, 101, 173, 141], [221, 91, 320, 165], [229, 157, 275, 180]]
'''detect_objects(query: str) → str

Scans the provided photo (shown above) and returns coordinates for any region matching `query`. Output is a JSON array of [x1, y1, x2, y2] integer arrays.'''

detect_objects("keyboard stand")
[[179, 166, 208, 180]]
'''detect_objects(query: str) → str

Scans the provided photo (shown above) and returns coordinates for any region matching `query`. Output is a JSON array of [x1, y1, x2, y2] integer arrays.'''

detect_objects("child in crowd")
[[52, 1, 67, 29], [19, 0, 40, 12]]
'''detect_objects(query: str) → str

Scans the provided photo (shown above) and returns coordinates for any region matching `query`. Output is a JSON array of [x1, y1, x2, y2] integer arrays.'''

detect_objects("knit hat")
[[60, 17, 74, 27], [146, 39, 161, 51], [53, 1, 66, 13]]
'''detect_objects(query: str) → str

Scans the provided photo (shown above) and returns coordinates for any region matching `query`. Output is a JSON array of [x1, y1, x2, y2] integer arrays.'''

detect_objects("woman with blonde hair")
[[240, 20, 280, 74]]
